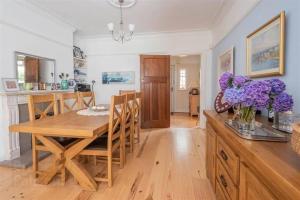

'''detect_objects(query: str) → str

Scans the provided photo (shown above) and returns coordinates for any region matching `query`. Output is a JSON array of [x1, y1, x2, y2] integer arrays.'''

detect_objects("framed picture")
[[246, 11, 285, 78], [2, 78, 20, 92], [73, 46, 82, 58], [68, 79, 76, 89], [218, 46, 234, 80], [102, 71, 135, 85]]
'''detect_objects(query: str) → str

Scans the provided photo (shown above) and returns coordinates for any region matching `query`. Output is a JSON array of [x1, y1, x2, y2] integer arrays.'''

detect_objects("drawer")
[[216, 181, 230, 200], [216, 159, 238, 200], [217, 137, 239, 184]]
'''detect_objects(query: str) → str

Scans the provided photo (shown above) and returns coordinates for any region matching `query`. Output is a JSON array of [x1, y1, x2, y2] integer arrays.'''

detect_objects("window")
[[17, 58, 25, 84], [179, 69, 186, 90]]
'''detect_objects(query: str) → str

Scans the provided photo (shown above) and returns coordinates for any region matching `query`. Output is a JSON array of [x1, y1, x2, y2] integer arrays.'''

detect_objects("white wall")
[[88, 55, 140, 104], [76, 30, 211, 104], [0, 0, 75, 91], [211, 0, 260, 47]]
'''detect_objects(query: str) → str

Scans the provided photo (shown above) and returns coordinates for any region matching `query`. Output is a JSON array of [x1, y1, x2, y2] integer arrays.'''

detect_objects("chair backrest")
[[108, 95, 126, 149], [119, 90, 135, 95], [124, 93, 135, 125], [28, 94, 58, 121], [78, 91, 95, 109], [59, 92, 80, 113], [133, 92, 142, 123]]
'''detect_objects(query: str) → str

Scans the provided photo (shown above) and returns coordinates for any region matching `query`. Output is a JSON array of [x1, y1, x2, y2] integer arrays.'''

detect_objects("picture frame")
[[102, 71, 135, 85], [73, 46, 82, 58], [68, 79, 77, 89], [246, 11, 285, 78], [2, 78, 20, 92], [217, 46, 234, 81]]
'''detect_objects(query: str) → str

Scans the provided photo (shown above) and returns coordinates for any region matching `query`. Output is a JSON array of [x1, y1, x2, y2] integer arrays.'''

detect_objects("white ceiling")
[[25, 0, 228, 36]]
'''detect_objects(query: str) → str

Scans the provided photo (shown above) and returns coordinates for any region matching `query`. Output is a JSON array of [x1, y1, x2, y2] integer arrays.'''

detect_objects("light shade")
[[128, 24, 135, 32], [107, 23, 114, 31]]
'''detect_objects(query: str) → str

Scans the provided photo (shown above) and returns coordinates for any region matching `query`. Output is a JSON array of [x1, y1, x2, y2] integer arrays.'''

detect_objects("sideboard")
[[204, 110, 300, 200]]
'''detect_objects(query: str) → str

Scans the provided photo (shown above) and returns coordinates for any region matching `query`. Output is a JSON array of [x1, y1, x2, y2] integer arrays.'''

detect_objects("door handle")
[[220, 150, 228, 161], [220, 175, 228, 188]]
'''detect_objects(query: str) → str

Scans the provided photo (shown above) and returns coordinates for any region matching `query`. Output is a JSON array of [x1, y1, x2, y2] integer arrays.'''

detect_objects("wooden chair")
[[28, 94, 60, 178], [78, 91, 95, 109], [79, 95, 126, 187], [133, 92, 142, 143], [59, 92, 80, 113], [124, 93, 135, 155], [119, 90, 135, 95]]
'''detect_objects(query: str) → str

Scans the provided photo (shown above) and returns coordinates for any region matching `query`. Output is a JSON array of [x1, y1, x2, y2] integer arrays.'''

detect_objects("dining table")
[[9, 108, 110, 191]]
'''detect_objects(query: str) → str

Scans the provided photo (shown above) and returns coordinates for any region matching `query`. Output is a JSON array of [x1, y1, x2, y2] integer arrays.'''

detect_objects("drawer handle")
[[220, 150, 228, 161], [220, 175, 228, 188]]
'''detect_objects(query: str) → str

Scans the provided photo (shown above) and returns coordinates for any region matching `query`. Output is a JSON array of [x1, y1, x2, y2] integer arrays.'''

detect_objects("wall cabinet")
[[204, 110, 300, 200]]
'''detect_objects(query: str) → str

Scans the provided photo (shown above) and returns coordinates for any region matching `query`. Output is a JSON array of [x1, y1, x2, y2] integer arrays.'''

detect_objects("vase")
[[239, 107, 256, 131], [61, 80, 69, 90]]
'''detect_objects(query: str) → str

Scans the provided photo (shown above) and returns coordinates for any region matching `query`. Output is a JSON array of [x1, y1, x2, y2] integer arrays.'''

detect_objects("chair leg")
[[136, 124, 140, 143], [31, 135, 38, 178], [130, 126, 134, 153], [108, 153, 113, 187], [120, 140, 125, 168]]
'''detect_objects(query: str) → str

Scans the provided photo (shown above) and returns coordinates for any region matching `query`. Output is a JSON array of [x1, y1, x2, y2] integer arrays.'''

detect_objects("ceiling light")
[[107, 0, 136, 8], [107, 0, 136, 44]]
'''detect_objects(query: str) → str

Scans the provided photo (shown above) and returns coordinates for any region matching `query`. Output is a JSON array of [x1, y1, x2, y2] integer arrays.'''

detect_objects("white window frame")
[[178, 68, 187, 90]]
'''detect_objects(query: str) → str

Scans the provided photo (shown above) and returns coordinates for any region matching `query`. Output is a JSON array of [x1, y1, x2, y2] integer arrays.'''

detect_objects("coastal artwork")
[[102, 71, 135, 84], [218, 47, 234, 89], [246, 12, 285, 77]]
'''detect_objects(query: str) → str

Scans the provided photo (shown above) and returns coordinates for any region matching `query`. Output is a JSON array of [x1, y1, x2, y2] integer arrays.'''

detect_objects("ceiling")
[[25, 0, 227, 36]]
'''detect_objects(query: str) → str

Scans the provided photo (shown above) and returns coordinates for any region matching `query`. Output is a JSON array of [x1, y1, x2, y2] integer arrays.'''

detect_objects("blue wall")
[[212, 0, 300, 113]]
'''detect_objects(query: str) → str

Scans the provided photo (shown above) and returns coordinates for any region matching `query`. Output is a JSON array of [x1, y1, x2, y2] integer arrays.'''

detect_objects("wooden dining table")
[[9, 110, 110, 191]]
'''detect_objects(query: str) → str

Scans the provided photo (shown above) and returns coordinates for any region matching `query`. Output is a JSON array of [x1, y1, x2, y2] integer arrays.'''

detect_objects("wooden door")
[[25, 57, 39, 83], [240, 163, 277, 200], [140, 55, 170, 128]]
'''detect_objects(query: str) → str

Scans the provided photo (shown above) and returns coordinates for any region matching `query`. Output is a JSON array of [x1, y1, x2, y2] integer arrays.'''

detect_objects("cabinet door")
[[240, 163, 277, 200], [206, 123, 217, 191]]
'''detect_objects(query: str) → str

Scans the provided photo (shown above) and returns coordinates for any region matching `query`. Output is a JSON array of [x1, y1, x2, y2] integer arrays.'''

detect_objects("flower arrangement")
[[219, 72, 294, 130]]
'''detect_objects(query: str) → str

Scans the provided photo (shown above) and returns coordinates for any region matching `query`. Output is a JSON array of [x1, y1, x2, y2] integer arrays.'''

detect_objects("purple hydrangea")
[[273, 92, 294, 112], [219, 72, 233, 91], [233, 75, 251, 88], [242, 80, 271, 109], [266, 79, 286, 95], [224, 87, 245, 106]]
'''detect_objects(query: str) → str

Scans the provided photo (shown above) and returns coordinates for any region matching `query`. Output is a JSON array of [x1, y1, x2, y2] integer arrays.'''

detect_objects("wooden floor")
[[0, 114, 215, 200]]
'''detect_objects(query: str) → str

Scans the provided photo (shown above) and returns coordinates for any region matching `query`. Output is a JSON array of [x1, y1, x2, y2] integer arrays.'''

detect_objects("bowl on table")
[[89, 106, 108, 112]]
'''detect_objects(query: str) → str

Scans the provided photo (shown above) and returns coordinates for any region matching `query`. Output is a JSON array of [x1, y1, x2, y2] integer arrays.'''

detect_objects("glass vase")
[[232, 104, 241, 121], [61, 80, 69, 90], [239, 107, 256, 131]]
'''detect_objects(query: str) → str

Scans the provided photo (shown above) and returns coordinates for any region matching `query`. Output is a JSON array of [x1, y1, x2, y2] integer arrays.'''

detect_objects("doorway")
[[170, 55, 201, 115]]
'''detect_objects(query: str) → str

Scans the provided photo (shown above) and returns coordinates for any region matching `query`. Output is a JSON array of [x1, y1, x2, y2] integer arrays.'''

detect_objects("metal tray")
[[225, 120, 289, 142]]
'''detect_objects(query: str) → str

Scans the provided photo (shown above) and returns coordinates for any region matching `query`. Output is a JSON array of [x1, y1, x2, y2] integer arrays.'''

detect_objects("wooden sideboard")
[[189, 94, 199, 116], [204, 110, 300, 200]]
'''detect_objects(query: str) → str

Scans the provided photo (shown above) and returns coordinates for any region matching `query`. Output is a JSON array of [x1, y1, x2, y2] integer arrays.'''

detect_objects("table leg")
[[34, 135, 65, 185], [64, 135, 99, 191]]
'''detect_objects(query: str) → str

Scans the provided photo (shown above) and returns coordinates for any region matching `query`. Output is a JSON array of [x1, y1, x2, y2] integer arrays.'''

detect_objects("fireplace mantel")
[[0, 90, 73, 161]]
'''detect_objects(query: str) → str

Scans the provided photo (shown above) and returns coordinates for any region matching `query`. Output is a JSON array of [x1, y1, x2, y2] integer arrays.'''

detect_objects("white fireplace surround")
[[0, 90, 73, 161]]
